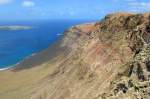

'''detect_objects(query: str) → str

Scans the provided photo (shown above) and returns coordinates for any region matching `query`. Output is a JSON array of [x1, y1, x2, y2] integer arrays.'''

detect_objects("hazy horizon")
[[0, 0, 149, 21]]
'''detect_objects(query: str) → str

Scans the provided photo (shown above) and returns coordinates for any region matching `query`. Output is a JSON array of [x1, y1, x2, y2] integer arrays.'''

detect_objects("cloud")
[[122, 0, 150, 12], [111, 0, 150, 13], [129, 2, 150, 6], [22, 1, 35, 7], [0, 0, 13, 5]]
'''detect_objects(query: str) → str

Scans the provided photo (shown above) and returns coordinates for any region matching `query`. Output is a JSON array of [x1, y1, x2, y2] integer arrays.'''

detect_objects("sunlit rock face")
[[1, 13, 150, 99], [94, 13, 150, 99]]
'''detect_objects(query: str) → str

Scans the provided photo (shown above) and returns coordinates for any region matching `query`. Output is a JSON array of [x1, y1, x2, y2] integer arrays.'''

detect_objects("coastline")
[[10, 36, 67, 70], [0, 32, 64, 71], [0, 52, 37, 71], [0, 22, 91, 71], [0, 67, 9, 71], [0, 65, 14, 71]]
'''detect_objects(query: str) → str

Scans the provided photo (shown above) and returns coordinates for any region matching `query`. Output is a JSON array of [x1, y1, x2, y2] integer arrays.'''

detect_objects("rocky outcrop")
[[95, 13, 150, 99], [0, 13, 150, 99], [30, 13, 150, 99]]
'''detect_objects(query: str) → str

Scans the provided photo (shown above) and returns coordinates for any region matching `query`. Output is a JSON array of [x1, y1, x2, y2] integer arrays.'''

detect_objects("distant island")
[[0, 26, 32, 30]]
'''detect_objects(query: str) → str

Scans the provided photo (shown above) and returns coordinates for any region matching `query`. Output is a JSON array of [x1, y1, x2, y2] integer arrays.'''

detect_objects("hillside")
[[0, 13, 150, 99]]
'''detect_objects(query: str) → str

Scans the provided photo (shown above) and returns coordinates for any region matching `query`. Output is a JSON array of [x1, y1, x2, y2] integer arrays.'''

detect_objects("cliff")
[[0, 13, 150, 99]]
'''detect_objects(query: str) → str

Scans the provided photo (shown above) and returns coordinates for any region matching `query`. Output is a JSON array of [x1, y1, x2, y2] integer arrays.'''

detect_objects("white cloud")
[[112, 0, 150, 12], [0, 0, 13, 5], [129, 2, 150, 6], [125, 0, 150, 12], [22, 1, 35, 7]]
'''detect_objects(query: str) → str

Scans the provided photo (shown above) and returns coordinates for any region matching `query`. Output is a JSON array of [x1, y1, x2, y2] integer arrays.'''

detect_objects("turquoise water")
[[0, 20, 93, 68]]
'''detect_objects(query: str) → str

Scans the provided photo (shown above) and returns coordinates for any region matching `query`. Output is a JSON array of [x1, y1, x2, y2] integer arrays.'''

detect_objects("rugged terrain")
[[0, 13, 150, 99]]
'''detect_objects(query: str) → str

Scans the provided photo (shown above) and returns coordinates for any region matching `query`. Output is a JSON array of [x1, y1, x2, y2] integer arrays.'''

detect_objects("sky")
[[0, 0, 149, 20]]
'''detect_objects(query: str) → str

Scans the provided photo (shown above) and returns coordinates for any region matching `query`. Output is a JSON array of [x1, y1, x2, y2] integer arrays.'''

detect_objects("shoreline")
[[0, 33, 64, 71], [0, 67, 9, 71], [0, 53, 37, 71], [0, 22, 90, 71], [0, 66, 14, 71], [0, 33, 65, 71]]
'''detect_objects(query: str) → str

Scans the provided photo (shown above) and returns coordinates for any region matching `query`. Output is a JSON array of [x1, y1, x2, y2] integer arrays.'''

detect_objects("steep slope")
[[0, 13, 150, 99]]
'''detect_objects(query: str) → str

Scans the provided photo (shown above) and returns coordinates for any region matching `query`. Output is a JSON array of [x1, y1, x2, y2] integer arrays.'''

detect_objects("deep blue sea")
[[0, 19, 94, 69]]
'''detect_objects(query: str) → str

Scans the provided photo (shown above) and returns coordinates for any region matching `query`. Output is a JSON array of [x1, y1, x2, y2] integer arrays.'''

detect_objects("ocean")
[[0, 19, 94, 69]]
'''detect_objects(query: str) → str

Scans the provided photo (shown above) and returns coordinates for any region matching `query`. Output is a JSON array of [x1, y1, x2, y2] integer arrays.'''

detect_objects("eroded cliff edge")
[[0, 13, 150, 99]]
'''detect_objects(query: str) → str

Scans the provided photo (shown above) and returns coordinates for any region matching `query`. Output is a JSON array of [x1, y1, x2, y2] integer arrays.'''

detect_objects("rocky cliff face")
[[93, 13, 150, 99], [0, 13, 150, 99]]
